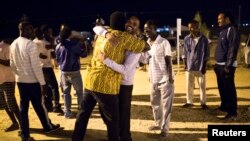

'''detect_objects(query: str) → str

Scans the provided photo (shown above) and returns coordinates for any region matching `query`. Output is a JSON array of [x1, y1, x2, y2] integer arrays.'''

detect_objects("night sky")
[[0, 0, 249, 38]]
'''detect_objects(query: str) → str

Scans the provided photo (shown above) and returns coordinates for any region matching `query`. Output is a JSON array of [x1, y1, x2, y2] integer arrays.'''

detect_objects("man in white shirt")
[[9, 21, 60, 141], [140, 20, 174, 139]]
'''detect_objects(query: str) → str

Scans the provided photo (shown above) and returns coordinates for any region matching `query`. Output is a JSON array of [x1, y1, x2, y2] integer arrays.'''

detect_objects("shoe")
[[21, 136, 34, 141], [217, 114, 237, 121], [4, 124, 19, 132], [182, 103, 194, 108], [159, 131, 168, 139], [64, 112, 76, 119], [148, 125, 160, 131], [44, 124, 60, 133], [201, 104, 209, 110], [53, 108, 64, 114], [212, 108, 227, 116]]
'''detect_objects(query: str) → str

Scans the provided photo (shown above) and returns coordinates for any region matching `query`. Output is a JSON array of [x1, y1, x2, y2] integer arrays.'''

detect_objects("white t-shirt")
[[33, 38, 52, 68]]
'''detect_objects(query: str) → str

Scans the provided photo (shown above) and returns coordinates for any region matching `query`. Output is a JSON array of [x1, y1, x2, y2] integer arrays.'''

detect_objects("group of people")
[[0, 10, 240, 141]]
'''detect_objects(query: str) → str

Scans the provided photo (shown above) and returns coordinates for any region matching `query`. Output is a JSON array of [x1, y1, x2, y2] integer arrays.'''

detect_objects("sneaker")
[[148, 125, 160, 131], [201, 104, 209, 110], [44, 124, 60, 133], [4, 123, 19, 132], [159, 131, 168, 139], [212, 108, 227, 116], [182, 103, 194, 108], [64, 112, 76, 119]]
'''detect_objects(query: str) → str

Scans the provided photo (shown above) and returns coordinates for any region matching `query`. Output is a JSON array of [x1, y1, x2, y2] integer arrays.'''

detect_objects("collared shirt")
[[146, 35, 173, 84], [84, 30, 145, 94], [182, 34, 209, 71], [103, 51, 141, 85], [0, 41, 15, 84], [33, 38, 52, 68], [9, 37, 45, 85], [215, 24, 240, 67]]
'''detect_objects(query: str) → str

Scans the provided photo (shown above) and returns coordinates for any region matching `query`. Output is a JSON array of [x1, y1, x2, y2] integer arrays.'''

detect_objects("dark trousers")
[[17, 83, 53, 138], [214, 64, 237, 116], [119, 85, 133, 141], [72, 89, 120, 141], [42, 67, 61, 109]]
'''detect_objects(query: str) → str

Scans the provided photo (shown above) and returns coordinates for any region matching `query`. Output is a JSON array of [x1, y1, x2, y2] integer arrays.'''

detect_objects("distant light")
[[246, 23, 249, 26], [87, 37, 90, 40], [211, 25, 214, 27]]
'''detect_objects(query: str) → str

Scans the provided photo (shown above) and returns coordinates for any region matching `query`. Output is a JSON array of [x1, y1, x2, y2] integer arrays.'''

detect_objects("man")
[[55, 25, 87, 119], [182, 20, 210, 110], [140, 20, 174, 139], [0, 37, 20, 132], [72, 11, 148, 141], [9, 21, 60, 141], [33, 28, 64, 114], [214, 11, 240, 120], [95, 16, 144, 141]]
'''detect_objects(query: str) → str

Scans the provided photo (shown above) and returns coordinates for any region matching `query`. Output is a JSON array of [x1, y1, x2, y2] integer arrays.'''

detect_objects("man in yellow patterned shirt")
[[72, 11, 148, 141]]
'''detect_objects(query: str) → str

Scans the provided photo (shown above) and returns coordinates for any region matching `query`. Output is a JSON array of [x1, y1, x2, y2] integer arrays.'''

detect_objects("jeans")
[[61, 71, 83, 114]]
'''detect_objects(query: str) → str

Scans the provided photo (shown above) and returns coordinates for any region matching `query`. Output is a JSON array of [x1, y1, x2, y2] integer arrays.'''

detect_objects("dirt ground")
[[0, 58, 250, 141]]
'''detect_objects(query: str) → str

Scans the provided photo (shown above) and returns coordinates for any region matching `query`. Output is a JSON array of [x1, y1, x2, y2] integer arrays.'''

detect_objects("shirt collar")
[[147, 35, 162, 45]]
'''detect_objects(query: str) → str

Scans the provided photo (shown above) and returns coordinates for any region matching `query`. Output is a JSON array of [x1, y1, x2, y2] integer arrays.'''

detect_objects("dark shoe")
[[212, 108, 227, 116], [148, 125, 160, 131], [182, 103, 194, 108], [217, 114, 237, 121], [4, 124, 19, 132], [44, 124, 60, 133], [159, 131, 168, 139], [53, 108, 64, 114], [21, 136, 34, 141], [201, 104, 209, 110]]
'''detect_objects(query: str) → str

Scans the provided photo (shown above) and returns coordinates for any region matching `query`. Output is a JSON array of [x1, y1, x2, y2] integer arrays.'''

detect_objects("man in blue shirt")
[[55, 26, 87, 119], [182, 20, 210, 110]]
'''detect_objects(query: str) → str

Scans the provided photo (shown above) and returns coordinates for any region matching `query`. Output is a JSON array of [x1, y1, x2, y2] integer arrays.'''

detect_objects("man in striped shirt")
[[140, 20, 174, 139], [10, 21, 60, 141]]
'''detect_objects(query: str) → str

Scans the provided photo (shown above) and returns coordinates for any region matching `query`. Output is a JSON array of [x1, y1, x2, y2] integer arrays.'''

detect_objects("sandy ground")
[[0, 59, 249, 141]]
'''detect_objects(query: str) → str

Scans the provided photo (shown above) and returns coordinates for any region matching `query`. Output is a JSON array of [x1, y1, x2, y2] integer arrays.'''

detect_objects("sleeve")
[[163, 40, 172, 57], [103, 53, 140, 75], [139, 51, 151, 64], [204, 37, 210, 61], [29, 42, 46, 85], [124, 33, 146, 53], [226, 27, 240, 67], [9, 44, 17, 74], [93, 26, 108, 37], [73, 43, 87, 57]]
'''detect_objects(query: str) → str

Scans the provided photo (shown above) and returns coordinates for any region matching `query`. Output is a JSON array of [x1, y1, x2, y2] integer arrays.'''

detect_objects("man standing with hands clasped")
[[182, 20, 210, 110]]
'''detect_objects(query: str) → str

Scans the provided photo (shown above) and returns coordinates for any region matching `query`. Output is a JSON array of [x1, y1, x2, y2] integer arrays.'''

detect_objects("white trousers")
[[150, 82, 174, 133], [186, 71, 206, 105]]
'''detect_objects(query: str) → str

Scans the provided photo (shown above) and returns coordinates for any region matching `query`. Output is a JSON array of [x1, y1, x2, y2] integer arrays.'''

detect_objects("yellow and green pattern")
[[84, 30, 145, 94]]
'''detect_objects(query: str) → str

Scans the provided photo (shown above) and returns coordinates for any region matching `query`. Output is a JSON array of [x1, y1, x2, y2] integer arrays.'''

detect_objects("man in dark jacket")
[[214, 11, 240, 120]]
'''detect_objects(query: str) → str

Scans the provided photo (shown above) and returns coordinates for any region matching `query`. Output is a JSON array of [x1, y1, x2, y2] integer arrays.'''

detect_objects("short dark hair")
[[60, 25, 71, 45], [188, 20, 199, 26], [110, 11, 127, 31], [220, 11, 235, 24], [145, 19, 158, 29], [34, 28, 43, 39], [18, 21, 32, 31]]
